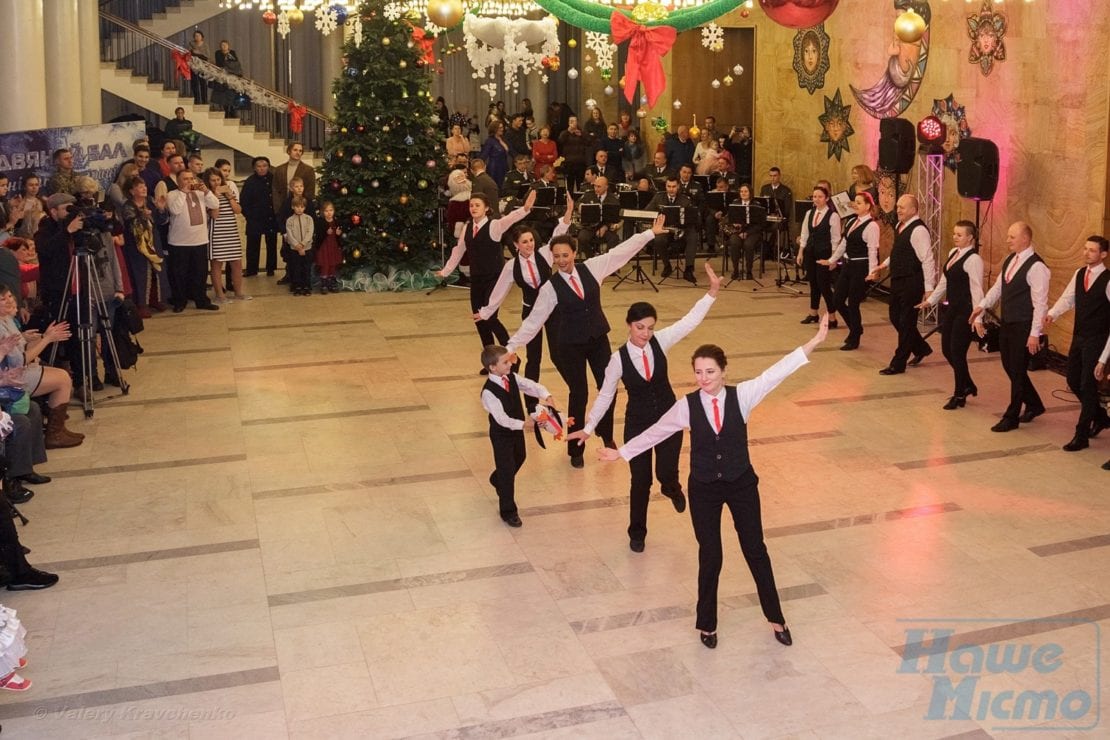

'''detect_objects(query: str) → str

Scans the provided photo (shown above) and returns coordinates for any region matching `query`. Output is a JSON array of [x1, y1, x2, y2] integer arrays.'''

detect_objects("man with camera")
[[163, 170, 219, 313]]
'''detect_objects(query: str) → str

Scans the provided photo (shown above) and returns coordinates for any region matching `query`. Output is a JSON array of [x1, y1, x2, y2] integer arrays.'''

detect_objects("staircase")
[[99, 0, 227, 37], [99, 11, 328, 165]]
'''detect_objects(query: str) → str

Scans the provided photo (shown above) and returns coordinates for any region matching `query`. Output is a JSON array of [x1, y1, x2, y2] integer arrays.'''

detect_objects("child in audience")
[[284, 197, 314, 296], [314, 201, 343, 293]]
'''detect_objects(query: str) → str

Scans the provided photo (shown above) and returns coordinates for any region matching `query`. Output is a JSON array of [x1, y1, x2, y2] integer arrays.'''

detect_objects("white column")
[[42, 0, 83, 127], [319, 24, 344, 117], [0, 0, 47, 133], [77, 0, 101, 124], [526, 70, 547, 127]]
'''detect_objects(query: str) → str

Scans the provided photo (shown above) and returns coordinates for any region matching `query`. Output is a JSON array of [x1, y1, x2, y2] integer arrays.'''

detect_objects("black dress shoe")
[[700, 632, 717, 649], [92, 377, 104, 391], [197, 303, 220, 311], [878, 366, 905, 376], [103, 374, 122, 388], [1063, 435, 1089, 452], [570, 455, 584, 469], [908, 347, 933, 366], [629, 539, 645, 553], [730, 271, 740, 281], [1102, 459, 1110, 471], [1089, 416, 1109, 438], [242, 271, 258, 278], [943, 395, 966, 410], [660, 484, 686, 513], [502, 514, 522, 528], [1019, 407, 1045, 424], [839, 341, 859, 351], [603, 438, 618, 450], [774, 627, 793, 646], [6, 568, 59, 591], [276, 275, 290, 285], [683, 269, 697, 285], [172, 305, 185, 313], [827, 320, 838, 329], [4, 481, 33, 504], [992, 417, 1020, 433], [800, 315, 819, 324], [19, 472, 50, 485], [660, 263, 673, 279]]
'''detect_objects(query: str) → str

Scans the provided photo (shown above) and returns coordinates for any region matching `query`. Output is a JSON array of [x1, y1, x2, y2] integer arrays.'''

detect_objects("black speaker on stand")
[[878, 118, 916, 174], [957, 137, 999, 237]]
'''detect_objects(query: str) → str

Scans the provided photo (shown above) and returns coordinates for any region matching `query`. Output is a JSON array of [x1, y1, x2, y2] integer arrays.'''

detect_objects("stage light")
[[917, 115, 947, 146]]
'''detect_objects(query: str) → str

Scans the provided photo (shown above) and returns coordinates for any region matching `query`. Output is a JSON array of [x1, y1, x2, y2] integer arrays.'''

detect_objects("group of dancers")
[[443, 182, 1110, 650]]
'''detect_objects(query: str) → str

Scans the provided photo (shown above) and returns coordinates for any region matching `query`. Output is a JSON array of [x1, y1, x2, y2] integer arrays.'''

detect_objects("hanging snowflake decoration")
[[384, 3, 404, 21], [277, 10, 291, 38], [314, 6, 338, 36], [423, 20, 444, 36], [701, 23, 724, 52], [350, 16, 363, 47], [463, 16, 559, 99], [585, 31, 615, 70]]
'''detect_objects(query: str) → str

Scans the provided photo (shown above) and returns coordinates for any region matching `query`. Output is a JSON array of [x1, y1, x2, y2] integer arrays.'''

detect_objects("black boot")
[[0, 498, 56, 591]]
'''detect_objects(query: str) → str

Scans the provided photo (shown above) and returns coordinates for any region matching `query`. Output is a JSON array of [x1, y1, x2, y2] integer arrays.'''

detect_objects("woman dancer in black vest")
[[796, 186, 841, 327], [568, 263, 721, 552], [917, 220, 984, 409], [599, 316, 829, 648], [826, 192, 880, 350], [475, 197, 574, 406], [506, 214, 667, 467], [436, 189, 536, 372]]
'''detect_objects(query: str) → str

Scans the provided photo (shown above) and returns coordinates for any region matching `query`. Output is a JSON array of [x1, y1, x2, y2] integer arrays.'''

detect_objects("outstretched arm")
[[598, 397, 689, 462]]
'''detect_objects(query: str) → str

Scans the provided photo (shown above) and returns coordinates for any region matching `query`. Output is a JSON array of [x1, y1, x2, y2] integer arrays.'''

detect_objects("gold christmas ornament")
[[399, 194, 409, 205], [568, 38, 577, 49], [382, 37, 390, 46], [287, 8, 304, 25], [723, 74, 734, 86], [894, 8, 926, 44], [631, 2, 669, 23], [352, 249, 361, 259], [426, 0, 465, 29], [399, 60, 407, 69]]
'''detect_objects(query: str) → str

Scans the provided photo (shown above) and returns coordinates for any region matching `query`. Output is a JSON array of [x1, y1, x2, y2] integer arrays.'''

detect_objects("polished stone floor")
[[0, 263, 1106, 739]]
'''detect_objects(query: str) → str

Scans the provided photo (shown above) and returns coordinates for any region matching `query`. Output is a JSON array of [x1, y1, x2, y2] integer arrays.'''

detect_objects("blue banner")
[[0, 120, 146, 195]]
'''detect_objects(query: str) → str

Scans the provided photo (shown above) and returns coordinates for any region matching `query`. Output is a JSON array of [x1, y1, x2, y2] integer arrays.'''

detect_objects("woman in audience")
[[530, 126, 558, 179], [446, 123, 470, 161], [204, 168, 247, 303], [479, 121, 511, 187], [584, 107, 607, 141], [107, 163, 140, 210]]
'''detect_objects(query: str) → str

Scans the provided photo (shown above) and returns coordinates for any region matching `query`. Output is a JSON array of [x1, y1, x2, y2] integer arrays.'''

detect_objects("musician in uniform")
[[648, 177, 699, 284]]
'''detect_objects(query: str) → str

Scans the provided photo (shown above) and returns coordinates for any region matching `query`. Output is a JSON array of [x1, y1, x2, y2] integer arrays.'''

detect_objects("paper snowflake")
[[701, 23, 724, 52], [384, 3, 403, 21], [585, 31, 615, 70], [424, 20, 444, 36], [315, 7, 338, 35], [351, 17, 363, 47], [277, 10, 291, 38]]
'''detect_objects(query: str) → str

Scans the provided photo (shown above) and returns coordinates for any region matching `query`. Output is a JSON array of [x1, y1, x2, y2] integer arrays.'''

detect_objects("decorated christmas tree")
[[321, 0, 445, 284]]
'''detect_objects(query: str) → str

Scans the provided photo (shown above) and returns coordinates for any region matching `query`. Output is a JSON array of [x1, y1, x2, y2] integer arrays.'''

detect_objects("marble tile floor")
[[0, 268, 1106, 739]]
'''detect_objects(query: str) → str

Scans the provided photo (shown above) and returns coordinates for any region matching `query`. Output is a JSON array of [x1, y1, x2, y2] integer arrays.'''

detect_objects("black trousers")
[[556, 334, 614, 456], [653, 231, 698, 271], [727, 232, 762, 277], [626, 420, 682, 542], [833, 261, 869, 342], [286, 249, 313, 290], [519, 303, 547, 410], [999, 319, 1044, 420], [806, 259, 836, 313], [576, 225, 619, 257], [470, 274, 509, 349], [688, 471, 784, 633], [1066, 334, 1108, 438], [940, 305, 976, 395], [246, 231, 278, 275], [167, 243, 213, 309], [888, 276, 929, 370], [6, 404, 46, 479], [564, 162, 587, 193], [490, 430, 525, 517]]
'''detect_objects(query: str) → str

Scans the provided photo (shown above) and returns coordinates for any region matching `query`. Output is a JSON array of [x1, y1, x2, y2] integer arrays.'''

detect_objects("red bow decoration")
[[411, 26, 436, 67], [288, 101, 307, 134], [171, 50, 193, 82], [610, 11, 677, 108]]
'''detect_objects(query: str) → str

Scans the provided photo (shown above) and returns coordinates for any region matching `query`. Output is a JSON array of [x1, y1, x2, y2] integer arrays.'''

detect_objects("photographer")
[[163, 169, 219, 312]]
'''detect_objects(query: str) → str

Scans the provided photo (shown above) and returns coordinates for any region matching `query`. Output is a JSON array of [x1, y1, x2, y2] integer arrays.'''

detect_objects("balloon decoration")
[[427, 0, 465, 29], [759, 0, 840, 29], [894, 8, 926, 43]]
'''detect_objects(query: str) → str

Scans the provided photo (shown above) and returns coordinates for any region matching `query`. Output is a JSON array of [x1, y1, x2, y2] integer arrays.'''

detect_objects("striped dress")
[[209, 191, 242, 262]]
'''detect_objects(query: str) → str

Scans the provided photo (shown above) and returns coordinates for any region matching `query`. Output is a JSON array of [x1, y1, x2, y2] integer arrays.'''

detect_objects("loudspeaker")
[[957, 137, 999, 201], [878, 118, 915, 174]]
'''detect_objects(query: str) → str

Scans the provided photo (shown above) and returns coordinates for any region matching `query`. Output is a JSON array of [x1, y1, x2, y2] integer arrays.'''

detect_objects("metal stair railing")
[[99, 0, 187, 25], [99, 10, 331, 152]]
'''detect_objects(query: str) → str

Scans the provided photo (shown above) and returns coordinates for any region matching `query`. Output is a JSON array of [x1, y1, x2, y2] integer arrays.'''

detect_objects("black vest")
[[687, 387, 751, 484], [805, 208, 834, 262], [1000, 252, 1043, 323], [549, 267, 610, 344], [464, 219, 504, 279], [483, 375, 524, 436], [942, 248, 977, 315], [619, 336, 677, 433], [512, 253, 551, 307], [890, 220, 928, 281], [1074, 268, 1110, 340], [844, 216, 873, 260]]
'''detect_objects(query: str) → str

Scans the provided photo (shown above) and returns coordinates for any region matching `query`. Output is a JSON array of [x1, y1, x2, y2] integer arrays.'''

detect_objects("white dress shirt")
[[477, 220, 571, 320], [798, 208, 842, 261], [481, 373, 551, 431], [506, 229, 657, 353], [583, 294, 717, 435], [926, 247, 985, 308], [1048, 264, 1110, 320], [828, 216, 879, 273], [977, 245, 1051, 338], [617, 347, 809, 461], [878, 216, 937, 292], [165, 188, 219, 246], [440, 206, 530, 274]]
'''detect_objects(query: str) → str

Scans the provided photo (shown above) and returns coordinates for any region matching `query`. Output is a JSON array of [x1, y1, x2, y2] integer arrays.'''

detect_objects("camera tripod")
[[48, 247, 131, 418]]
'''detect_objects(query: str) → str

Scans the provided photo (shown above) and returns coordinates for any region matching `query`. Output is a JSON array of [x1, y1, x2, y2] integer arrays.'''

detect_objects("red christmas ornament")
[[351, 154, 363, 165], [759, 0, 839, 30], [262, 10, 277, 25], [356, 124, 366, 133], [350, 214, 361, 225]]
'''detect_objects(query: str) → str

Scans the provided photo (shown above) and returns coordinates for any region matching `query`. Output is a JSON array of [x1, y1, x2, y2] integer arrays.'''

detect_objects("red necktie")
[[812, 210, 819, 227], [641, 351, 651, 381], [569, 274, 584, 299], [1005, 256, 1020, 283], [1084, 268, 1092, 291], [472, 222, 479, 238], [897, 222, 905, 233], [712, 397, 722, 433], [526, 259, 538, 288], [503, 376, 510, 392]]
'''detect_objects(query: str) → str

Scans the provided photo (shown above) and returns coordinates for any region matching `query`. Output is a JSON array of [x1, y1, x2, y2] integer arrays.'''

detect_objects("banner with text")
[[0, 120, 146, 196]]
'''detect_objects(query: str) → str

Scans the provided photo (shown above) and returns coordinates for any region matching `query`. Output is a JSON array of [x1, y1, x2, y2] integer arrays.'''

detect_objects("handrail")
[[100, 10, 332, 125]]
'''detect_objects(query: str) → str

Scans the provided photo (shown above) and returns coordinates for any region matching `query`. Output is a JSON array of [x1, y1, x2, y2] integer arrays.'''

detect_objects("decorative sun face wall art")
[[793, 24, 830, 95], [850, 1, 932, 120], [932, 94, 972, 172], [967, 1, 1007, 76], [818, 88, 855, 161]]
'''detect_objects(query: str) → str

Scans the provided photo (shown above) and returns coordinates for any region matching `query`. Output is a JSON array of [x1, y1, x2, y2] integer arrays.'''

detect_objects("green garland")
[[531, 0, 744, 33]]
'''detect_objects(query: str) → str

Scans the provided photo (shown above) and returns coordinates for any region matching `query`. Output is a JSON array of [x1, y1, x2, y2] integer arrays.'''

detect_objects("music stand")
[[580, 202, 602, 226], [532, 186, 556, 208], [706, 190, 735, 214], [612, 221, 659, 293], [692, 175, 713, 192]]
